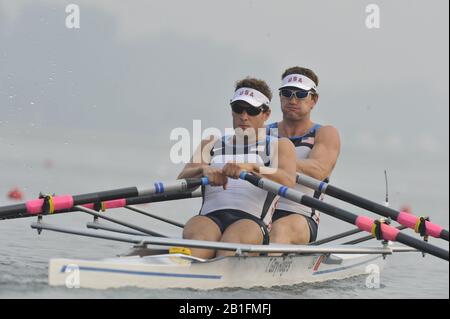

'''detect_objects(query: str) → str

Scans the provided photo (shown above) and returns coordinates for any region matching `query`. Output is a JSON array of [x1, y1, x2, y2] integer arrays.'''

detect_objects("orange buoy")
[[7, 187, 24, 201]]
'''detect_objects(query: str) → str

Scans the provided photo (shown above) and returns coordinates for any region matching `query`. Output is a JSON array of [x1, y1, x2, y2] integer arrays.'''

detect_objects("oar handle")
[[296, 173, 328, 192], [200, 177, 209, 186]]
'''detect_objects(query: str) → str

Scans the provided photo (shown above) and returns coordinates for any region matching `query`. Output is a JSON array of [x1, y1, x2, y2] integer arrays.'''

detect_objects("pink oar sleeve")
[[25, 195, 74, 214], [83, 199, 126, 210], [356, 215, 400, 241], [398, 211, 443, 237]]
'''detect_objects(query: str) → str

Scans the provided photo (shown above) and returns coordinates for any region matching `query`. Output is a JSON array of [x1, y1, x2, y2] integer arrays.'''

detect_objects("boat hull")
[[48, 252, 385, 290]]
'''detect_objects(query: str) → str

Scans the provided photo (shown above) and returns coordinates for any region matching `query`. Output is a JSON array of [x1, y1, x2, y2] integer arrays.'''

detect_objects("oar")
[[0, 178, 207, 220], [296, 173, 449, 242], [86, 222, 149, 236], [125, 206, 185, 228], [240, 172, 449, 261], [75, 205, 168, 237]]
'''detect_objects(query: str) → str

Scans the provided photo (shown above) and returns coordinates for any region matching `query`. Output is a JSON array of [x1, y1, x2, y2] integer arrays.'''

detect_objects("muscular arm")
[[296, 126, 340, 181], [177, 136, 217, 179]]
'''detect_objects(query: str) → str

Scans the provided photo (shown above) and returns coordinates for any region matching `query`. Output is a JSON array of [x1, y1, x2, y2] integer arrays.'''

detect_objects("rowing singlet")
[[199, 135, 279, 226], [267, 122, 326, 224]]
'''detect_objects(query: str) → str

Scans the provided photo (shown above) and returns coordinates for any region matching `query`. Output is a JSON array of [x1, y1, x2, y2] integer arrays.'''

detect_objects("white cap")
[[230, 87, 270, 107], [279, 74, 318, 92]]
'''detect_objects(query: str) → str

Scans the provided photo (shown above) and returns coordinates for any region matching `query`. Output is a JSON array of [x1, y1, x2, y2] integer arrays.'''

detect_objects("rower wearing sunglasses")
[[178, 77, 297, 259], [267, 67, 341, 245]]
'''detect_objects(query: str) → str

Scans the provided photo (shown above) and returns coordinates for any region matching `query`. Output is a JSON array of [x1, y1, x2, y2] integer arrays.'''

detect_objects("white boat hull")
[[48, 252, 385, 290]]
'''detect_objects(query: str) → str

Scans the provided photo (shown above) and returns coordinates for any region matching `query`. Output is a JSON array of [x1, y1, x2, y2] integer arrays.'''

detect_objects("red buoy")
[[7, 187, 24, 201]]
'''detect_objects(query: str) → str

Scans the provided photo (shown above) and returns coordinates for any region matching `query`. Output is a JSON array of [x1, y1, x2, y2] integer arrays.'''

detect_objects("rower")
[[178, 77, 297, 259], [267, 66, 341, 245]]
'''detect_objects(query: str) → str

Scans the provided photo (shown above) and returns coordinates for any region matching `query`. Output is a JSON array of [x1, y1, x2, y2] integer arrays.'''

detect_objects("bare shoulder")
[[316, 125, 340, 141], [277, 137, 294, 146], [274, 137, 296, 153], [317, 125, 339, 135]]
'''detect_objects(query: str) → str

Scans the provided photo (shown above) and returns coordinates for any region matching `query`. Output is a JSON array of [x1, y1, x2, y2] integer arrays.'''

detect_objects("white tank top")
[[267, 123, 325, 224], [199, 135, 279, 226]]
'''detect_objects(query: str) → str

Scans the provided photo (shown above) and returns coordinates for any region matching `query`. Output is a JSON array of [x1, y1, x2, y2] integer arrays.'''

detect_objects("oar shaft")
[[297, 174, 449, 241], [125, 190, 201, 206], [86, 222, 148, 236], [125, 206, 185, 228], [310, 228, 363, 246], [0, 178, 207, 220], [75, 206, 167, 237], [242, 173, 449, 261]]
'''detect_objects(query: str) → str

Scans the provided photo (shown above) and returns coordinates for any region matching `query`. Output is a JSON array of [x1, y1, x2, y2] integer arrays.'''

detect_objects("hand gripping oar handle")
[[0, 178, 208, 220], [240, 172, 449, 261], [297, 173, 449, 242]]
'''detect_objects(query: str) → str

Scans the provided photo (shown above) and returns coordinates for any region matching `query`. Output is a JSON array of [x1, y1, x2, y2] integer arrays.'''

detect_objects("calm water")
[[0, 128, 448, 298]]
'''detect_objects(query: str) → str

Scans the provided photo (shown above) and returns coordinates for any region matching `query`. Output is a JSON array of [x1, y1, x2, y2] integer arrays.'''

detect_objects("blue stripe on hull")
[[60, 265, 222, 280]]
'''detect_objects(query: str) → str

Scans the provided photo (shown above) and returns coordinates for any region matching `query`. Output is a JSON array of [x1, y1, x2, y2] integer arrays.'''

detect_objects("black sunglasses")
[[231, 103, 265, 116], [280, 89, 313, 99]]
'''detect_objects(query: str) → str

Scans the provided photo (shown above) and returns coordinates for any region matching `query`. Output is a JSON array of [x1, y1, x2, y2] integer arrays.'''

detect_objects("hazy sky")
[[0, 0, 448, 155]]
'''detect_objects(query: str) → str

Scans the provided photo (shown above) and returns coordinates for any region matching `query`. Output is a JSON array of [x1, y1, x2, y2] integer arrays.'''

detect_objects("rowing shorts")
[[271, 209, 318, 243], [203, 209, 270, 245]]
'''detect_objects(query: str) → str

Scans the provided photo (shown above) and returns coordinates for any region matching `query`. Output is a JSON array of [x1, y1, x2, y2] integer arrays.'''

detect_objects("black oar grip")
[[239, 172, 260, 186], [185, 178, 208, 189]]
